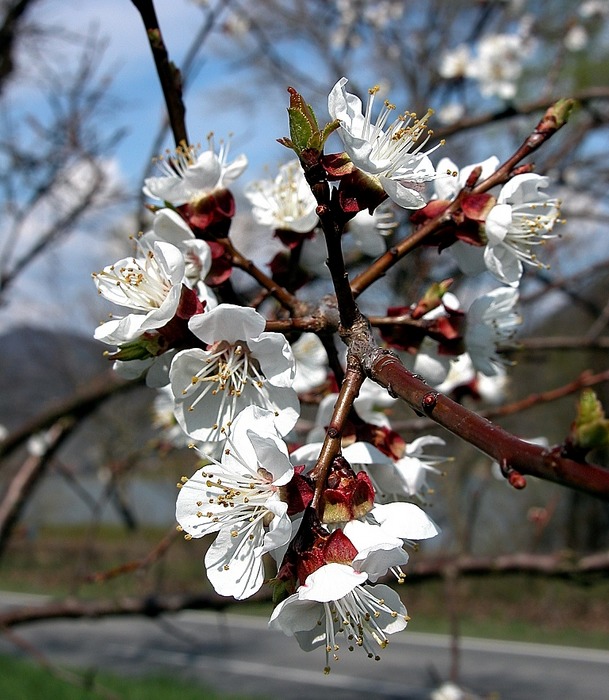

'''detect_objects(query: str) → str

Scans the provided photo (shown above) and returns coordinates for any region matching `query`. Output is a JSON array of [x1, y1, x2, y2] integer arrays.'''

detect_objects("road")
[[1, 595, 608, 699]]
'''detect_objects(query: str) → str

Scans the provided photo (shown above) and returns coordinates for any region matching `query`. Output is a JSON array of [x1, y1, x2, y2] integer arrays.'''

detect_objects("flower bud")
[[321, 455, 375, 523]]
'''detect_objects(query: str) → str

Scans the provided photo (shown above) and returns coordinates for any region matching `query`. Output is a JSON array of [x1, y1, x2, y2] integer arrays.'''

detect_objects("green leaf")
[[571, 389, 609, 451], [287, 106, 314, 153]]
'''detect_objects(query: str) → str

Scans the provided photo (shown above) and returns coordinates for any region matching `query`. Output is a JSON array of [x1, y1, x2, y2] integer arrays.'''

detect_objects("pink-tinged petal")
[[483, 244, 522, 287], [485, 203, 512, 245], [249, 332, 295, 387], [353, 541, 409, 583], [143, 175, 188, 205], [498, 173, 549, 206], [222, 153, 249, 183], [380, 176, 428, 210], [268, 594, 322, 637], [184, 150, 223, 192], [343, 442, 391, 466], [260, 502, 292, 554]]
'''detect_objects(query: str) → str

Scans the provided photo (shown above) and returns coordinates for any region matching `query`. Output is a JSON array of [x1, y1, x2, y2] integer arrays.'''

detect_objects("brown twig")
[[516, 337, 609, 352], [368, 351, 609, 500], [350, 100, 574, 298], [0, 420, 77, 556], [484, 369, 609, 421], [130, 0, 188, 147], [84, 527, 178, 583], [0, 592, 233, 629], [350, 175, 475, 298], [434, 87, 609, 140], [0, 371, 141, 461], [310, 356, 365, 511], [222, 238, 308, 315], [408, 549, 609, 580]]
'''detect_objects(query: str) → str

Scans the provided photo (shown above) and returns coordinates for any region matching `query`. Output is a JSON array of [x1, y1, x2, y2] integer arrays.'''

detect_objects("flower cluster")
[[92, 74, 564, 671], [439, 28, 533, 101]]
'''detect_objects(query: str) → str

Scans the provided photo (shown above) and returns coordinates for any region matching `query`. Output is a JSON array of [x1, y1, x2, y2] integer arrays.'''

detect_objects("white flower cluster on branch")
[[91, 71, 567, 671]]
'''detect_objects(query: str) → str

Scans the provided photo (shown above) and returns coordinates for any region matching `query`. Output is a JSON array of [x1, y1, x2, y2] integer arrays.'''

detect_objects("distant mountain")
[[0, 326, 114, 431]]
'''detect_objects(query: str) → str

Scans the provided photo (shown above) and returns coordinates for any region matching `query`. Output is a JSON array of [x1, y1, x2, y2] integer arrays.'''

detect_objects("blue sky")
[[3, 1, 607, 337], [0, 0, 316, 334], [31, 0, 314, 187]]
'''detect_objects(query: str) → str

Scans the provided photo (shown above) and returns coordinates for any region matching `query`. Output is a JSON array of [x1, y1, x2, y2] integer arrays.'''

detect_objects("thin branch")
[[433, 87, 609, 141], [0, 592, 233, 629], [0, 372, 141, 461], [408, 549, 609, 580], [516, 337, 609, 352], [85, 527, 178, 583], [369, 351, 609, 500], [130, 0, 188, 147], [0, 419, 76, 556], [350, 100, 574, 298], [223, 238, 308, 315], [484, 369, 609, 421], [310, 355, 365, 511]]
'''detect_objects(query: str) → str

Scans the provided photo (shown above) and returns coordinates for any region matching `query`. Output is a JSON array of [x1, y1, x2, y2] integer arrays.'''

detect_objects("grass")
[[0, 654, 259, 700], [403, 574, 609, 650]]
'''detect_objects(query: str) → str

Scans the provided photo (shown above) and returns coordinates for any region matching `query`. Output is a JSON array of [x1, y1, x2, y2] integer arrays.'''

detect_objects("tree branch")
[[130, 0, 188, 147], [368, 351, 609, 500]]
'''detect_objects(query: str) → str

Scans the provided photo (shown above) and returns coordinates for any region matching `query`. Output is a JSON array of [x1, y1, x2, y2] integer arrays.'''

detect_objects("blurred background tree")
[[0, 0, 608, 682]]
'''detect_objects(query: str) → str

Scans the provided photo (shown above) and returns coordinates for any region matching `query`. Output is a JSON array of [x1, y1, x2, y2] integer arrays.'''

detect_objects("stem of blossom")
[[222, 238, 309, 315], [351, 102, 573, 298], [131, 0, 188, 148], [310, 356, 365, 512], [315, 201, 361, 330], [472, 100, 575, 194], [299, 151, 361, 330], [350, 193, 465, 298], [369, 351, 609, 501]]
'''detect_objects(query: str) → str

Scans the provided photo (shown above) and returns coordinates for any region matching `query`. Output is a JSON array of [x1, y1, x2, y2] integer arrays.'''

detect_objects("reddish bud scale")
[[321, 456, 375, 523], [508, 472, 527, 489]]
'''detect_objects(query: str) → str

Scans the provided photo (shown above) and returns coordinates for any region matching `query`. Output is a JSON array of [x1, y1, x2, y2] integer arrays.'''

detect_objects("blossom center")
[[94, 248, 171, 310], [503, 199, 562, 267], [180, 463, 276, 539], [317, 586, 407, 673], [180, 340, 268, 432], [364, 86, 437, 175]]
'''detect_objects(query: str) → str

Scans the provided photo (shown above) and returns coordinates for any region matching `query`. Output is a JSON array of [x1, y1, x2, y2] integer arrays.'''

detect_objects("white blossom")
[[176, 406, 294, 599], [343, 437, 446, 501], [245, 159, 318, 233], [291, 333, 329, 394], [434, 156, 500, 202], [328, 77, 438, 209], [144, 208, 215, 304], [465, 287, 521, 376], [438, 44, 472, 79], [435, 353, 509, 404], [93, 238, 185, 346], [269, 560, 409, 672], [144, 138, 247, 207], [466, 33, 530, 100], [564, 25, 589, 52], [347, 200, 396, 257], [484, 174, 562, 286], [170, 304, 299, 442]]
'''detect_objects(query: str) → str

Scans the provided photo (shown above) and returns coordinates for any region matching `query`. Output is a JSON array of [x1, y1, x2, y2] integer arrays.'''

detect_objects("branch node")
[[422, 391, 439, 412]]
